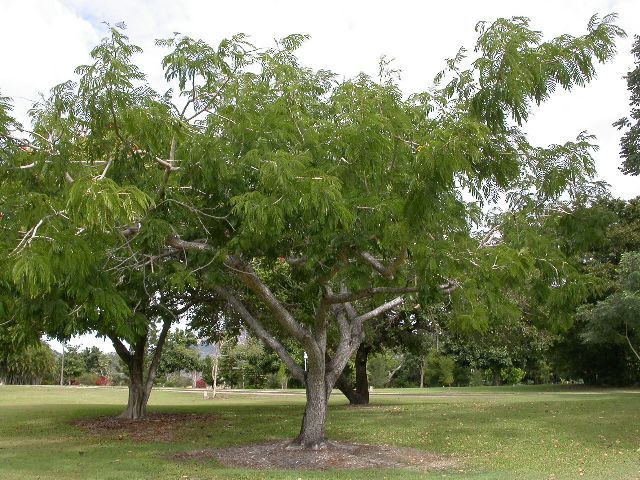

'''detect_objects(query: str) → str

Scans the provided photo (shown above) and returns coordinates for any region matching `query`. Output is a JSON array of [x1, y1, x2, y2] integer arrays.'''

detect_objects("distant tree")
[[368, 350, 404, 388], [447, 322, 555, 385], [61, 346, 87, 382], [551, 197, 640, 384], [423, 351, 456, 387], [156, 330, 202, 380], [219, 336, 281, 388], [615, 35, 640, 175], [0, 340, 56, 385], [580, 252, 640, 365], [80, 346, 111, 376]]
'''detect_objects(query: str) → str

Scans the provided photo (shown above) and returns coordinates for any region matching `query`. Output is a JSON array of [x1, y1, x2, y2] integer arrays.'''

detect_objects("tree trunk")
[[353, 344, 370, 403], [212, 355, 219, 398], [59, 343, 65, 386], [491, 368, 502, 386], [420, 358, 425, 388], [335, 344, 370, 405], [121, 359, 149, 419], [290, 358, 328, 449]]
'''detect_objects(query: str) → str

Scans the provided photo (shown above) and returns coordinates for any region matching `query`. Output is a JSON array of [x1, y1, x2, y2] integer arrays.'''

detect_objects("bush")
[[162, 373, 193, 388], [195, 378, 207, 389], [77, 372, 98, 385], [501, 367, 526, 385], [424, 351, 456, 386], [95, 375, 110, 386]]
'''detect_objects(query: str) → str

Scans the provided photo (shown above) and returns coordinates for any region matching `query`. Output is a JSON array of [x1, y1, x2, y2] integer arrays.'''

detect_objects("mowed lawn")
[[0, 385, 639, 479]]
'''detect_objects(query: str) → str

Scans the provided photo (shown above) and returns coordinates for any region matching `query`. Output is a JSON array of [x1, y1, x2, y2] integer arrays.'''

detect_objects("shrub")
[[77, 372, 98, 385], [501, 366, 526, 385], [195, 378, 207, 389], [95, 375, 110, 386]]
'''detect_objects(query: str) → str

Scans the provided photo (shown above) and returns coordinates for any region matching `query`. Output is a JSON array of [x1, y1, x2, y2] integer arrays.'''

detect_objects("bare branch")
[[97, 156, 113, 180], [224, 256, 318, 356], [325, 286, 419, 304], [108, 334, 133, 365], [167, 236, 215, 252], [358, 247, 407, 279], [145, 317, 172, 391], [285, 256, 308, 266], [353, 296, 405, 324], [439, 280, 459, 294], [478, 223, 502, 249], [213, 286, 305, 383], [154, 156, 179, 171], [625, 323, 640, 362]]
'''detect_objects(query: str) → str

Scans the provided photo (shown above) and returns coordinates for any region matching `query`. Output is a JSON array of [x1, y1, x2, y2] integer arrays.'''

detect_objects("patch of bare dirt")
[[173, 440, 458, 471], [72, 413, 218, 442]]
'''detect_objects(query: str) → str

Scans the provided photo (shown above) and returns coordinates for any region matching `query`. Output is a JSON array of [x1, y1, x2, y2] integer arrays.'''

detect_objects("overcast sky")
[[2, 0, 638, 352]]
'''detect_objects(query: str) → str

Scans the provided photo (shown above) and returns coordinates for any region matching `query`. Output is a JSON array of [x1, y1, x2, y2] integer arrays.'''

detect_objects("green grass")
[[0, 385, 639, 479]]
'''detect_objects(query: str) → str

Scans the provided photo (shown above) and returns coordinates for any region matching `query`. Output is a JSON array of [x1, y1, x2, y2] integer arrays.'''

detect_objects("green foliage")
[[615, 35, 640, 175], [219, 336, 281, 388], [66, 178, 153, 232], [156, 330, 202, 379], [580, 251, 640, 359], [0, 17, 627, 405], [368, 350, 403, 388], [61, 346, 88, 381], [0, 340, 56, 385], [423, 351, 456, 387]]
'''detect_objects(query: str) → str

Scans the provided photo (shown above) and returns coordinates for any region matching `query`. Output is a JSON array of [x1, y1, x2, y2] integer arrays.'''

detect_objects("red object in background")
[[195, 379, 207, 389], [95, 376, 111, 386]]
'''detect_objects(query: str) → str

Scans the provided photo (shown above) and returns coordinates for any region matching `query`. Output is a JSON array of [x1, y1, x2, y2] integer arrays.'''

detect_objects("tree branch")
[[97, 155, 113, 180], [213, 286, 305, 383], [625, 323, 640, 362], [224, 256, 318, 356], [108, 334, 133, 366], [145, 317, 172, 391], [358, 247, 407, 279], [353, 296, 405, 325], [325, 286, 419, 304], [167, 236, 215, 252]]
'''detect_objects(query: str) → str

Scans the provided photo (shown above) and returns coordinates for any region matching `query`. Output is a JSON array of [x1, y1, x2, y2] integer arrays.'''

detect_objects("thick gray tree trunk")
[[121, 359, 150, 419], [111, 317, 171, 420], [291, 359, 329, 449]]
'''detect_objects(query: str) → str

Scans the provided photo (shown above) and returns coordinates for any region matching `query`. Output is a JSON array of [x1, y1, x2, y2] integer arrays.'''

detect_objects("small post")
[[59, 342, 65, 386], [303, 351, 308, 372]]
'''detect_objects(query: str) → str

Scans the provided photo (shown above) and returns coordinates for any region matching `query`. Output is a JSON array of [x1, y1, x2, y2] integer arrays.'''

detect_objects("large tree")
[[1, 16, 625, 447], [0, 28, 206, 418]]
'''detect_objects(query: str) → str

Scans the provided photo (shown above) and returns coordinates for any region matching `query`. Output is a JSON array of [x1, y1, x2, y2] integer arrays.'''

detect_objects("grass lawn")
[[0, 385, 639, 479]]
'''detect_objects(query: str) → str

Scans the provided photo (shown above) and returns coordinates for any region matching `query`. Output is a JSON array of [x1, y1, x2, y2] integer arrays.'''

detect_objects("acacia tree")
[[181, 16, 622, 447], [0, 28, 226, 418], [2, 16, 625, 446]]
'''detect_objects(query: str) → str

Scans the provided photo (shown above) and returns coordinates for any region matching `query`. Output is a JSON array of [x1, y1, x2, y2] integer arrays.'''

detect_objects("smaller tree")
[[61, 346, 87, 382], [423, 351, 456, 387], [580, 252, 640, 365], [156, 329, 202, 382], [0, 340, 56, 385]]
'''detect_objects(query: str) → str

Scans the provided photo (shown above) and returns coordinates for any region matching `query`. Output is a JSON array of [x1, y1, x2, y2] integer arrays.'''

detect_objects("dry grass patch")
[[173, 440, 458, 471], [72, 413, 219, 442]]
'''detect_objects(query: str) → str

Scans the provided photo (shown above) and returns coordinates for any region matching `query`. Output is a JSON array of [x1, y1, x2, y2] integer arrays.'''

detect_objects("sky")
[[1, 0, 638, 352]]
